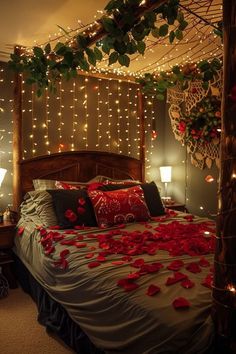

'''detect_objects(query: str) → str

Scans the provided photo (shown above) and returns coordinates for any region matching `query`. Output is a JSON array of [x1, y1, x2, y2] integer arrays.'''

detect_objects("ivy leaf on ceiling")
[[8, 0, 189, 97]]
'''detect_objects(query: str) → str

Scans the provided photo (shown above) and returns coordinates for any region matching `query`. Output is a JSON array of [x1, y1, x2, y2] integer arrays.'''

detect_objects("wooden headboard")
[[16, 151, 144, 208]]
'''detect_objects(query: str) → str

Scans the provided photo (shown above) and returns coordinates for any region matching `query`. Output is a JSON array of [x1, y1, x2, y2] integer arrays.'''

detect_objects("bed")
[[13, 151, 216, 354]]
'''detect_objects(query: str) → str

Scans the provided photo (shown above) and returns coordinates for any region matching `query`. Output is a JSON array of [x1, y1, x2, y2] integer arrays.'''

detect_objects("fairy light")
[[83, 77, 89, 149], [71, 80, 76, 151], [57, 81, 63, 152], [135, 90, 140, 158], [31, 87, 37, 155], [96, 79, 102, 148], [106, 79, 112, 150], [116, 81, 122, 154], [126, 84, 131, 155], [44, 87, 50, 150]]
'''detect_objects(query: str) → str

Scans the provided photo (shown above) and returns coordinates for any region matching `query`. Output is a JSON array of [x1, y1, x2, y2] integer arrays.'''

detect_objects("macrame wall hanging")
[[167, 70, 222, 169]]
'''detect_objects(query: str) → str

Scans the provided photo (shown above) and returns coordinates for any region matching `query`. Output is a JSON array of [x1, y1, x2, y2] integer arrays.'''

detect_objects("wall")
[[0, 60, 219, 218], [163, 102, 219, 218], [0, 62, 14, 210]]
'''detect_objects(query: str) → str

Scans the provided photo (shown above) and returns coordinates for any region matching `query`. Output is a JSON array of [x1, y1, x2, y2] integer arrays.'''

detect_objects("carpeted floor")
[[0, 287, 74, 354]]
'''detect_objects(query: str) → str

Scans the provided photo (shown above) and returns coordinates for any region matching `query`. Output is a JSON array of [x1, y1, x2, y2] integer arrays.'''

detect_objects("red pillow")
[[88, 185, 150, 227], [55, 181, 87, 190]]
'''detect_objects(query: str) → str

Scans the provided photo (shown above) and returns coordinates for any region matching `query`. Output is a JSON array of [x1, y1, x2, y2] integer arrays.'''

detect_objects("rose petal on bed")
[[199, 257, 210, 267], [146, 284, 161, 296], [64, 230, 77, 234], [201, 274, 213, 289], [166, 272, 188, 285], [96, 255, 106, 262], [186, 262, 202, 273], [127, 272, 140, 280], [130, 258, 145, 268], [77, 235, 84, 241], [61, 258, 69, 269], [167, 260, 184, 271], [75, 242, 87, 248], [88, 261, 101, 268], [85, 253, 95, 259], [184, 215, 194, 222], [17, 227, 25, 236], [60, 249, 70, 258], [111, 261, 125, 265], [39, 228, 47, 236], [48, 225, 61, 230], [181, 279, 195, 289], [60, 240, 77, 246], [173, 297, 190, 309], [45, 245, 55, 255], [122, 256, 133, 262]]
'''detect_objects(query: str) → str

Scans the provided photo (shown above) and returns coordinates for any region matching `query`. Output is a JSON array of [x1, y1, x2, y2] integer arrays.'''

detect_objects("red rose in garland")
[[180, 95, 221, 145]]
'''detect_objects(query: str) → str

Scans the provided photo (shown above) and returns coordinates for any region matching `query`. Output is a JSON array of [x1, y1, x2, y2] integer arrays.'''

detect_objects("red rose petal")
[[88, 261, 101, 268], [85, 253, 94, 259], [167, 260, 184, 271], [17, 227, 25, 236], [77, 206, 86, 214], [166, 272, 188, 285], [78, 197, 86, 206], [186, 262, 202, 273], [146, 284, 161, 296], [75, 242, 87, 248], [111, 261, 125, 265], [131, 258, 145, 268], [127, 272, 140, 280], [96, 255, 106, 262], [201, 274, 213, 289], [60, 249, 70, 258], [199, 257, 210, 267], [181, 279, 195, 289], [173, 297, 190, 309]]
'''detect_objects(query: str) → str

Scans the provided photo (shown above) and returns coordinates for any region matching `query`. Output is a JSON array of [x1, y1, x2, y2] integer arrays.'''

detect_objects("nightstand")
[[0, 221, 18, 288], [165, 203, 187, 212]]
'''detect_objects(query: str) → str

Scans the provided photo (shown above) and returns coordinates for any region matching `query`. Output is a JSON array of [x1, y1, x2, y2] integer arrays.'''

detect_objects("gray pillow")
[[20, 190, 57, 227]]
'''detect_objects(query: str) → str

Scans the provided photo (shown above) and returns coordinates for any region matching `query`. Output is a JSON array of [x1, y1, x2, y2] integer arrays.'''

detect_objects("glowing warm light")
[[205, 175, 214, 183], [227, 284, 236, 293]]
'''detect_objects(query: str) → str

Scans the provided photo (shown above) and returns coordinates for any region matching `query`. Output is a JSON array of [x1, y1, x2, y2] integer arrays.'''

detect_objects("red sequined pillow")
[[55, 181, 87, 190], [88, 185, 150, 227]]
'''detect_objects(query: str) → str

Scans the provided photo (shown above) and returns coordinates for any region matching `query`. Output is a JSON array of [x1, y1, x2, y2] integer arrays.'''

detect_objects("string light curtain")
[[21, 74, 156, 165]]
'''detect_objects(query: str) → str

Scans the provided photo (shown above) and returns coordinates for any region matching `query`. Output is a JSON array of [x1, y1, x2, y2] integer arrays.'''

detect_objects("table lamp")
[[0, 168, 7, 187], [159, 166, 172, 198]]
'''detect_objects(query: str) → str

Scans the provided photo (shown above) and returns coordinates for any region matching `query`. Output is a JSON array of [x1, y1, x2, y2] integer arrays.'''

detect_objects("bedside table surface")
[[0, 221, 17, 230]]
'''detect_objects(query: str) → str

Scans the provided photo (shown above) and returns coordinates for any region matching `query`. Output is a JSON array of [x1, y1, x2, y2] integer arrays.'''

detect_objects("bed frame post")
[[12, 46, 22, 212], [212, 0, 236, 351], [137, 88, 145, 182]]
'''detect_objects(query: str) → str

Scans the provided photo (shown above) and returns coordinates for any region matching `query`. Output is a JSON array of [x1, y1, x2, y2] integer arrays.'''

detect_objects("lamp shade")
[[0, 168, 7, 187], [160, 166, 172, 183]]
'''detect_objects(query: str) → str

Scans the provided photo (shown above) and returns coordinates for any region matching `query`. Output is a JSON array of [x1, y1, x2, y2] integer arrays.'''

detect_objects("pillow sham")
[[99, 181, 165, 217], [20, 190, 58, 227], [47, 189, 97, 228], [88, 175, 139, 184], [88, 185, 150, 228], [33, 179, 88, 191], [55, 181, 88, 190]]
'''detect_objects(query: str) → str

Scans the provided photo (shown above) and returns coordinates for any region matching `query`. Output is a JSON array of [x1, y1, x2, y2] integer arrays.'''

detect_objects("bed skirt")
[[13, 254, 104, 354]]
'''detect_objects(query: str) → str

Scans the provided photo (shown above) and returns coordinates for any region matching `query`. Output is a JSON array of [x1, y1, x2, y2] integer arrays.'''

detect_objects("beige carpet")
[[0, 287, 75, 354]]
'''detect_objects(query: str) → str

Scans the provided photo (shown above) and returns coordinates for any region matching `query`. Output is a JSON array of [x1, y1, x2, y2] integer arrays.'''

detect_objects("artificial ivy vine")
[[8, 0, 188, 96], [8, 0, 222, 100], [137, 57, 223, 100]]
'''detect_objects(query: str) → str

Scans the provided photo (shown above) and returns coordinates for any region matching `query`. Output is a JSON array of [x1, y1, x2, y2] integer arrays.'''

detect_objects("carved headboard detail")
[[18, 151, 144, 204]]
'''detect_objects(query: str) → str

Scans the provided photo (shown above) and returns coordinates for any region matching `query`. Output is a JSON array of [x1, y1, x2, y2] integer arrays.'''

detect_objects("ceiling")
[[1, 0, 222, 75]]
